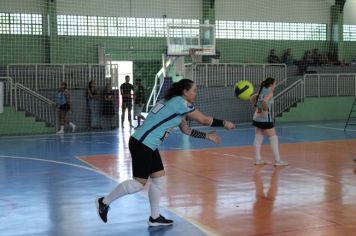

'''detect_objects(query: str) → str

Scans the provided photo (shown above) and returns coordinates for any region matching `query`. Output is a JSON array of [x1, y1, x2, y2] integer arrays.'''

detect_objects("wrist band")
[[190, 129, 207, 139], [211, 118, 225, 127]]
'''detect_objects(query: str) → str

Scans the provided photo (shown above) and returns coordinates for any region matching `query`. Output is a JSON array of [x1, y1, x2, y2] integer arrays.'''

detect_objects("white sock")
[[269, 136, 281, 162], [103, 179, 143, 205], [254, 134, 264, 161], [149, 176, 165, 219], [69, 122, 76, 132], [59, 125, 64, 131]]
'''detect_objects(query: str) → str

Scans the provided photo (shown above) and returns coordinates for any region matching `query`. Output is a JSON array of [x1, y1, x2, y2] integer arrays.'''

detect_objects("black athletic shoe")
[[148, 215, 174, 227], [96, 197, 110, 223]]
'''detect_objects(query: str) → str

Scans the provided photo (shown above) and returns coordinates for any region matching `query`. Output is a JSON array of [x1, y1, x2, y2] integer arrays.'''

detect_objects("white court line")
[[0, 129, 130, 141], [76, 156, 222, 236], [295, 167, 334, 178], [308, 124, 356, 132], [0, 122, 345, 142], [0, 154, 118, 181], [75, 156, 119, 182], [211, 152, 252, 161], [0, 155, 220, 235], [215, 152, 336, 179], [222, 153, 252, 161]]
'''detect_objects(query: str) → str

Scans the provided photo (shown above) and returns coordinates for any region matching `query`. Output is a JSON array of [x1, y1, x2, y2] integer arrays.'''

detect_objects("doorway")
[[112, 61, 134, 128]]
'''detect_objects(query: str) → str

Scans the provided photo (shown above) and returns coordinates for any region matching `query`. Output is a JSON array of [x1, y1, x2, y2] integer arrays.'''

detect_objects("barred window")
[[216, 20, 326, 41], [0, 13, 42, 35], [344, 25, 356, 41], [57, 15, 199, 38]]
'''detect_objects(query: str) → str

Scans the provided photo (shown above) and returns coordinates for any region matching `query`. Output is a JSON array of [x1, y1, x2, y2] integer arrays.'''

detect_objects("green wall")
[[0, 35, 49, 64], [342, 42, 356, 62], [133, 60, 161, 101], [50, 37, 166, 64], [0, 35, 337, 65], [275, 97, 354, 123]]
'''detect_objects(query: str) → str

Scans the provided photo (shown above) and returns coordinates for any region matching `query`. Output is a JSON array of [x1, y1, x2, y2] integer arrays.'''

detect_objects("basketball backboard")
[[166, 23, 216, 56]]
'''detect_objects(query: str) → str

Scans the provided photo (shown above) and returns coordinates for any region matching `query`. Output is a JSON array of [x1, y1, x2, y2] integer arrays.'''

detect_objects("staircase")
[[0, 77, 57, 135], [0, 106, 55, 135], [275, 97, 354, 123]]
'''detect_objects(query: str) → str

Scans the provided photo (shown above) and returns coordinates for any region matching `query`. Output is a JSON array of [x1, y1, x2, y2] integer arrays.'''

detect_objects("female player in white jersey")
[[250, 77, 288, 166], [96, 79, 235, 226]]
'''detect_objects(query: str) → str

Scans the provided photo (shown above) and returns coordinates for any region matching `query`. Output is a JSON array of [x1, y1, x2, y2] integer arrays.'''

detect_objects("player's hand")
[[207, 131, 221, 144], [223, 120, 236, 130]]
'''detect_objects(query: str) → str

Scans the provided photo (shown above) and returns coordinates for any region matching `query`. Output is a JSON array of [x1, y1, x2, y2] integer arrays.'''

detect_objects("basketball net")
[[189, 48, 203, 64]]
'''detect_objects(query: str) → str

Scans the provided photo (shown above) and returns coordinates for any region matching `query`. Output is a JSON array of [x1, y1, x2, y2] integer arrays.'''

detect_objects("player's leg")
[[96, 137, 152, 223], [147, 150, 173, 227], [254, 127, 267, 165], [264, 128, 288, 166]]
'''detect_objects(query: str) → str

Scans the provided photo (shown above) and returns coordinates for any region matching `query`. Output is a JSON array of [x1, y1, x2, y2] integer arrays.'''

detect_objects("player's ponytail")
[[254, 77, 275, 107]]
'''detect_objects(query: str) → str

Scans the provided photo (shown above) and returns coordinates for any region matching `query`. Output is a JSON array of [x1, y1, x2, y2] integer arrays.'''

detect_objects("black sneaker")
[[96, 197, 110, 223], [148, 215, 174, 227]]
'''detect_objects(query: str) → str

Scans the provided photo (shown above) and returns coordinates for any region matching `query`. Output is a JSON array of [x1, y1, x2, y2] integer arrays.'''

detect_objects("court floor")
[[1, 121, 356, 236]]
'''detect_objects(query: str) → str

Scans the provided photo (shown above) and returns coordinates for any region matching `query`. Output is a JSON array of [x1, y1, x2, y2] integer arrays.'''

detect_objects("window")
[[0, 13, 42, 35], [57, 15, 199, 38], [216, 20, 326, 41], [344, 25, 356, 41]]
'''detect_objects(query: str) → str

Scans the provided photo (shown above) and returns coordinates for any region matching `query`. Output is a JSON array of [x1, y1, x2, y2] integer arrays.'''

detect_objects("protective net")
[[0, 0, 356, 135]]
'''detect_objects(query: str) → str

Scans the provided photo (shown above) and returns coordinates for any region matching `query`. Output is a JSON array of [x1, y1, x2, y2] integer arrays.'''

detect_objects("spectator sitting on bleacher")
[[352, 58, 356, 66], [327, 49, 340, 65], [268, 49, 280, 63], [295, 50, 312, 75], [311, 48, 322, 66], [340, 59, 349, 67], [282, 48, 294, 66], [303, 50, 313, 66]]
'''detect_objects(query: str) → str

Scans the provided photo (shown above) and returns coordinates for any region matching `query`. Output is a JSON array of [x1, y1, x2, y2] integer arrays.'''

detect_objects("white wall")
[[57, 0, 202, 18], [344, 0, 356, 24], [0, 0, 46, 13], [216, 0, 334, 23]]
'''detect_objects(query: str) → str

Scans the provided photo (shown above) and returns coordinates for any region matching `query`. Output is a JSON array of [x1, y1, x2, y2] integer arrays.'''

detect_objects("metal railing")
[[0, 76, 13, 106], [185, 63, 287, 87], [303, 73, 356, 97], [273, 79, 304, 118], [7, 64, 108, 92], [14, 83, 57, 127], [273, 73, 356, 118]]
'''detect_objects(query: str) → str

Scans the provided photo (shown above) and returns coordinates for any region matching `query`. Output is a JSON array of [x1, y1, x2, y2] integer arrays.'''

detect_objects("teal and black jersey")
[[253, 87, 273, 122], [132, 96, 195, 150]]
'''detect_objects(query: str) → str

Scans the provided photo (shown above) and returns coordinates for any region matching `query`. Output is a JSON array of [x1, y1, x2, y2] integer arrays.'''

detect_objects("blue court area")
[[162, 121, 356, 150], [0, 121, 355, 236]]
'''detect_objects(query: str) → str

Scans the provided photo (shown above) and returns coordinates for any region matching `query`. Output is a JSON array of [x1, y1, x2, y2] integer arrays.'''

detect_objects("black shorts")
[[129, 137, 164, 179], [59, 103, 70, 112], [252, 120, 274, 129]]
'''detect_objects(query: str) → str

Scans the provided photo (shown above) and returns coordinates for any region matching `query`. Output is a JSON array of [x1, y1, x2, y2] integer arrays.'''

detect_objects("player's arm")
[[178, 118, 221, 144], [120, 85, 125, 98], [262, 91, 273, 111], [141, 87, 145, 105], [250, 94, 258, 106], [186, 109, 235, 130], [87, 88, 93, 98]]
